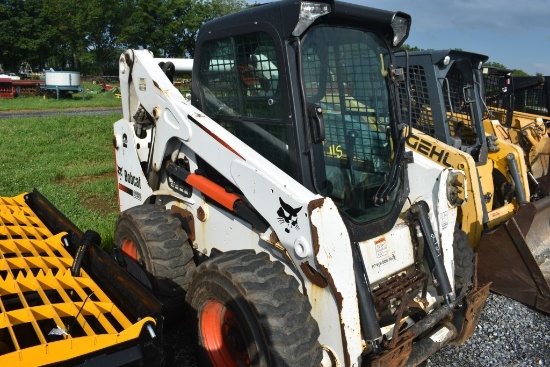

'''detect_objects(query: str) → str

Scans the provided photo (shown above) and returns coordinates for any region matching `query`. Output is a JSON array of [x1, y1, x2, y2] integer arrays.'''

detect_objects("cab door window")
[[198, 32, 291, 174]]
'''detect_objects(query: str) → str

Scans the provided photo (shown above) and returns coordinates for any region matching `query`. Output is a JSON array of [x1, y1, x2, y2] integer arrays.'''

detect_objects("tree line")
[[1, 1, 536, 78], [0, 0, 247, 76]]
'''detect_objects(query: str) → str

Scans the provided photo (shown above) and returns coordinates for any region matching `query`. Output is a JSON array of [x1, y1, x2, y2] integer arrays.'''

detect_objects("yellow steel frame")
[[406, 128, 525, 250], [485, 109, 550, 180], [0, 193, 155, 366]]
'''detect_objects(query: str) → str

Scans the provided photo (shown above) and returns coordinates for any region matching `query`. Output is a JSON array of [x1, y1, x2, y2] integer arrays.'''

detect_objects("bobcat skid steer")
[[112, 1, 489, 366], [482, 66, 550, 198], [396, 50, 550, 313]]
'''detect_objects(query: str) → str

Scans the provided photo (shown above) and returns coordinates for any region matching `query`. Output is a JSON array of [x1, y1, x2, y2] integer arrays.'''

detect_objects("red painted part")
[[12, 80, 45, 86], [121, 239, 138, 261], [201, 301, 250, 367], [0, 78, 16, 98], [101, 83, 115, 91], [0, 88, 16, 98]]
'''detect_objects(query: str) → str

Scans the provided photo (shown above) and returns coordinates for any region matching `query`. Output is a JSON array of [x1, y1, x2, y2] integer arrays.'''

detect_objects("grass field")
[[0, 112, 121, 248], [0, 82, 121, 111]]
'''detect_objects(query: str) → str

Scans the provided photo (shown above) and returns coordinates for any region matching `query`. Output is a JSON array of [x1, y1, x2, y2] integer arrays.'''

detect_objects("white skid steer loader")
[[112, 1, 490, 366]]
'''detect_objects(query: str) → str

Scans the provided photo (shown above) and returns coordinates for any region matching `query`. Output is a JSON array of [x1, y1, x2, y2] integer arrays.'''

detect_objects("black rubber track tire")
[[114, 204, 195, 319], [453, 227, 474, 296], [186, 250, 322, 367]]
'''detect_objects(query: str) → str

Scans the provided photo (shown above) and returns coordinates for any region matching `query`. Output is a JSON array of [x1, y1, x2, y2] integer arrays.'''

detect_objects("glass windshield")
[[301, 26, 400, 223]]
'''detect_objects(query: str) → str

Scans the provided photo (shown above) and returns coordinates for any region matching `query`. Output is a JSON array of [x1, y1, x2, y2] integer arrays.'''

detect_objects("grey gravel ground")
[[164, 293, 550, 366], [427, 293, 550, 367]]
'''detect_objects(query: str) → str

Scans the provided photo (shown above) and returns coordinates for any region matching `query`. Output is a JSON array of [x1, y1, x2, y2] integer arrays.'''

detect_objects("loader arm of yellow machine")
[[407, 126, 550, 314], [406, 128, 519, 248]]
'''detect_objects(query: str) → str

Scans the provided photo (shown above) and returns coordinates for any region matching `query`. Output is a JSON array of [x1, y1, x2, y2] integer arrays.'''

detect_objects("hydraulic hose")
[[410, 201, 453, 305], [507, 153, 527, 204], [351, 242, 383, 352]]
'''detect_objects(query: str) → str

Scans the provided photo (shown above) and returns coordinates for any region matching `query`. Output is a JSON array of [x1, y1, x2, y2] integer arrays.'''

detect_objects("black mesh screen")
[[483, 70, 508, 109], [198, 32, 291, 174], [200, 32, 283, 119], [515, 84, 549, 115], [398, 65, 435, 135], [307, 42, 391, 169], [444, 66, 477, 145]]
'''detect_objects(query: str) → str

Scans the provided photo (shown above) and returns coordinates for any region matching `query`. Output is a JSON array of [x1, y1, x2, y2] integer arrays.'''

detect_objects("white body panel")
[[406, 149, 464, 296], [361, 219, 415, 284]]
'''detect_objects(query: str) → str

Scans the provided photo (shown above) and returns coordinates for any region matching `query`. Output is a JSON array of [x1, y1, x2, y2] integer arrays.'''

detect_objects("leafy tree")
[[41, 0, 85, 70], [483, 61, 508, 70], [483, 61, 531, 76], [78, 0, 130, 75], [511, 69, 530, 77], [0, 0, 48, 71], [119, 0, 181, 57], [401, 44, 420, 52], [165, 0, 248, 58]]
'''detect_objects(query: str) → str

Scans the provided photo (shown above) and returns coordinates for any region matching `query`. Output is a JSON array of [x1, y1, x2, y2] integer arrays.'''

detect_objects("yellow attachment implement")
[[0, 193, 159, 366]]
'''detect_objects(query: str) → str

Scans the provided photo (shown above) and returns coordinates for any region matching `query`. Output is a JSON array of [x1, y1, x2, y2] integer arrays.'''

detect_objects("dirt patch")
[[55, 171, 115, 184], [82, 192, 118, 216], [56, 171, 118, 215]]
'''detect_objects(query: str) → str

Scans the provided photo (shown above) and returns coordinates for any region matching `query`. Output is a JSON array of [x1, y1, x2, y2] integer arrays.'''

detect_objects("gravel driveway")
[[428, 293, 549, 366]]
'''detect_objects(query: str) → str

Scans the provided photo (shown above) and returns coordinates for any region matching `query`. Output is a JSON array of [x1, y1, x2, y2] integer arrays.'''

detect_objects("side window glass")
[[199, 32, 291, 174], [200, 32, 283, 119]]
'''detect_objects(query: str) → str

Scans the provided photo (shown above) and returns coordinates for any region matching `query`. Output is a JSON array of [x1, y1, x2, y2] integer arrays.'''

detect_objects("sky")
[[248, 0, 550, 76]]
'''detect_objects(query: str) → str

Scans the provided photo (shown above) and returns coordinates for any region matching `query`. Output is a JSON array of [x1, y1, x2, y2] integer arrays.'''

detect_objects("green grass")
[[0, 112, 121, 248], [0, 82, 122, 111]]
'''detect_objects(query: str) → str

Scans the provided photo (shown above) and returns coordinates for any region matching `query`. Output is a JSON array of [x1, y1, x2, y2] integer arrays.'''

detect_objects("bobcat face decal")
[[277, 198, 302, 233]]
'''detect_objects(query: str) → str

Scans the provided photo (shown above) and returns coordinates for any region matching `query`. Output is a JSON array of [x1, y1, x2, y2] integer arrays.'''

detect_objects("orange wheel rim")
[[201, 301, 251, 367], [121, 239, 138, 261]]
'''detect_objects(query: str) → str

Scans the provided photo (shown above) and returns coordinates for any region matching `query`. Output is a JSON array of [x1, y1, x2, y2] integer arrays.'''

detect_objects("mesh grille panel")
[[309, 42, 391, 166], [444, 66, 477, 145], [483, 71, 507, 109], [201, 32, 283, 119], [199, 32, 291, 174], [398, 65, 435, 135], [515, 85, 549, 115]]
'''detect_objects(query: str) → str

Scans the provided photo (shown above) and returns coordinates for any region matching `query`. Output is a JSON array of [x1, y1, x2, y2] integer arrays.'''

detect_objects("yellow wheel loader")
[[395, 50, 550, 313], [482, 67, 550, 198], [111, 1, 490, 366]]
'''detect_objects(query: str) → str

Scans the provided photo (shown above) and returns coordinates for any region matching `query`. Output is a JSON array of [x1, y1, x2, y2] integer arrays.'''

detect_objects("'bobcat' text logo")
[[277, 198, 302, 233]]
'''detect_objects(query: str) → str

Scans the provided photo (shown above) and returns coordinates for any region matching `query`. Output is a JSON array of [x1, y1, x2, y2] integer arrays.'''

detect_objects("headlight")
[[391, 16, 410, 47], [292, 2, 331, 37]]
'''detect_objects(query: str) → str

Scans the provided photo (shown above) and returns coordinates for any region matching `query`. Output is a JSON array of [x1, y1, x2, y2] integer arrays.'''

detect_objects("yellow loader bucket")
[[477, 196, 550, 313], [0, 191, 164, 366]]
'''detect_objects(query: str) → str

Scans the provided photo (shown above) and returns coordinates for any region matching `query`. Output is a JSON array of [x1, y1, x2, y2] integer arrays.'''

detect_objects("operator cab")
[[395, 50, 489, 162], [192, 0, 411, 239]]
